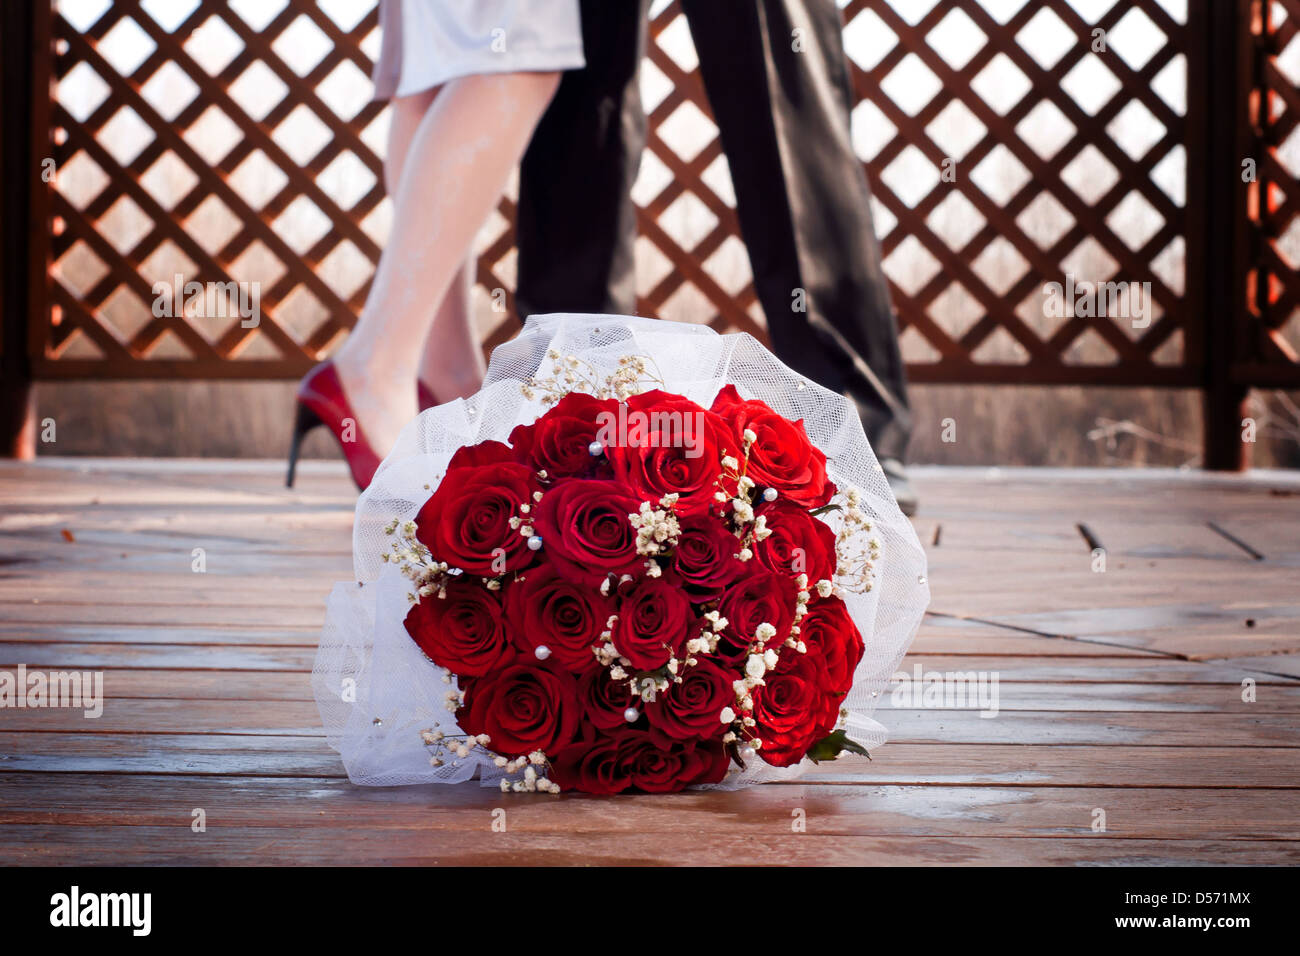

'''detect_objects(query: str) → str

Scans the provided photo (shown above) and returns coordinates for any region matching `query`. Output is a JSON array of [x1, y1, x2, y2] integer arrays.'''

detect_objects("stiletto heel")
[[289, 360, 383, 491], [286, 402, 323, 488]]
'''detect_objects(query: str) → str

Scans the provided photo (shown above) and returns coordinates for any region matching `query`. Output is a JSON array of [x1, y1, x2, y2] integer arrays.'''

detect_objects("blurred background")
[[5, 0, 1300, 468]]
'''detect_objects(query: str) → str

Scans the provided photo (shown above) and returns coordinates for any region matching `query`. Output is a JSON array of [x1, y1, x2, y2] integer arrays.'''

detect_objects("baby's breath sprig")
[[521, 350, 666, 404], [831, 486, 882, 595], [508, 489, 546, 554], [721, 660, 765, 758], [714, 428, 773, 560], [683, 609, 725, 664], [381, 517, 462, 603], [420, 725, 488, 766], [628, 492, 681, 578], [418, 728, 561, 793], [496, 750, 561, 794]]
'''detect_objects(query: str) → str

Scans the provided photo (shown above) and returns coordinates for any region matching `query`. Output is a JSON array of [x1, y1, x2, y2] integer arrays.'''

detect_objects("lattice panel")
[[839, 0, 1195, 383], [1242, 0, 1300, 385], [44, 0, 388, 374], [39, 0, 1199, 383]]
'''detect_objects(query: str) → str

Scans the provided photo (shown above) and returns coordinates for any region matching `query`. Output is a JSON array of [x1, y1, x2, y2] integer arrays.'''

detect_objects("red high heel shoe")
[[417, 380, 437, 412], [287, 360, 382, 491]]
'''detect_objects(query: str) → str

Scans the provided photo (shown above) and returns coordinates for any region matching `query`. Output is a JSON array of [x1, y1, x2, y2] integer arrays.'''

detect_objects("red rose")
[[645, 657, 733, 740], [415, 456, 538, 576], [532, 479, 644, 586], [800, 596, 864, 697], [716, 571, 798, 663], [444, 439, 514, 471], [505, 564, 611, 673], [670, 512, 747, 601], [604, 391, 740, 517], [457, 661, 581, 757], [404, 577, 513, 677], [750, 649, 829, 767], [710, 385, 835, 508], [621, 730, 729, 792], [547, 731, 633, 794], [549, 728, 729, 794], [509, 392, 617, 479], [612, 575, 692, 671], [579, 666, 637, 731], [754, 499, 837, 583]]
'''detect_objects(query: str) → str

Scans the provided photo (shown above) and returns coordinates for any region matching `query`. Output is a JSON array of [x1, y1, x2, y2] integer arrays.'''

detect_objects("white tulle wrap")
[[313, 314, 929, 789]]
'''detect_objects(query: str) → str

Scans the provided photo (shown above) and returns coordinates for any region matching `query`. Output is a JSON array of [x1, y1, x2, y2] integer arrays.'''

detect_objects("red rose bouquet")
[[315, 315, 928, 793]]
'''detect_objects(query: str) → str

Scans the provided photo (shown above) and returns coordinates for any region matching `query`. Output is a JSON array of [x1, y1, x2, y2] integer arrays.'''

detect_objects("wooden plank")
[[31, 664, 1291, 703], [898, 654, 1300, 684], [981, 601, 1300, 659], [4, 700, 1298, 745], [0, 581, 344, 606], [0, 669, 316, 701], [0, 732, 341, 776], [883, 710, 1300, 747], [877, 681, 1300, 713], [0, 624, 320, 647], [0, 603, 330, 627], [932, 560, 1300, 616], [0, 642, 315, 671], [0, 543, 352, 577], [1215, 654, 1300, 680], [1, 776, 1297, 840], [3, 664, 1287, 712], [4, 825, 1297, 866], [909, 615, 1160, 657], [6, 736, 1298, 789], [810, 746, 1300, 788], [0, 699, 324, 735]]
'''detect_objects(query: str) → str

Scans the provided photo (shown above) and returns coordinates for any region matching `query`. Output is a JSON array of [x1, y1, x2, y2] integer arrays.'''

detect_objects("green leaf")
[[806, 729, 871, 764], [808, 504, 843, 517]]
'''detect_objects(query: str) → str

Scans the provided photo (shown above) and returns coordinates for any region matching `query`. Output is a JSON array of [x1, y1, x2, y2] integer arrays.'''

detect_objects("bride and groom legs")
[[295, 0, 915, 514]]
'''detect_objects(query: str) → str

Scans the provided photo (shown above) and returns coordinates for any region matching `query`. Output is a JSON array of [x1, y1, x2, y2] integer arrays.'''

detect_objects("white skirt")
[[372, 0, 585, 100]]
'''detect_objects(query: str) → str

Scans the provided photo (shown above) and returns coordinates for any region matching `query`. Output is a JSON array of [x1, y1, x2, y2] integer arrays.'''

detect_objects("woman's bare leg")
[[380, 90, 481, 407], [416, 256, 481, 404], [331, 71, 560, 454], [383, 88, 437, 195]]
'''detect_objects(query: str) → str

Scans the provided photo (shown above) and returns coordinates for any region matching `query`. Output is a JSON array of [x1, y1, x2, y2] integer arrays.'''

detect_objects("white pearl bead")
[[741, 746, 756, 760], [534, 645, 551, 661], [527, 535, 543, 551], [588, 440, 604, 456], [623, 707, 640, 723], [762, 487, 778, 502]]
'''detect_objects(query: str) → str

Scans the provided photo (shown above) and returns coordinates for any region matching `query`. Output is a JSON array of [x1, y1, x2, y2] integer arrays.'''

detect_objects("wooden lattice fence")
[[5, 0, 1300, 465]]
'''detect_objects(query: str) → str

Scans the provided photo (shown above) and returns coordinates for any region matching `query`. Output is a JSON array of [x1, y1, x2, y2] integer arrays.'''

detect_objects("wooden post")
[[0, 0, 51, 459], [1197, 0, 1252, 471]]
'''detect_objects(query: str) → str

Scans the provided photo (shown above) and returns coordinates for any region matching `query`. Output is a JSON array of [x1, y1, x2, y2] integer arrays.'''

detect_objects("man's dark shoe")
[[880, 458, 918, 517]]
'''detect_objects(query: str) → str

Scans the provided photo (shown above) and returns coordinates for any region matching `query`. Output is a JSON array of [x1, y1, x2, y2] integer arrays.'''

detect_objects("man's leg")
[[515, 0, 652, 318], [680, 0, 913, 465]]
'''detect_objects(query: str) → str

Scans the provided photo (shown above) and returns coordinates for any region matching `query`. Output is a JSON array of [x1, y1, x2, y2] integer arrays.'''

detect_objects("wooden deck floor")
[[2, 459, 1298, 866]]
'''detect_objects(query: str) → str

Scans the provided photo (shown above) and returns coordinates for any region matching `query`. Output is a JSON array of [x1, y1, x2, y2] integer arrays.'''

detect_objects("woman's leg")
[[379, 89, 481, 406], [384, 88, 438, 195], [417, 256, 482, 404], [331, 71, 561, 454]]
